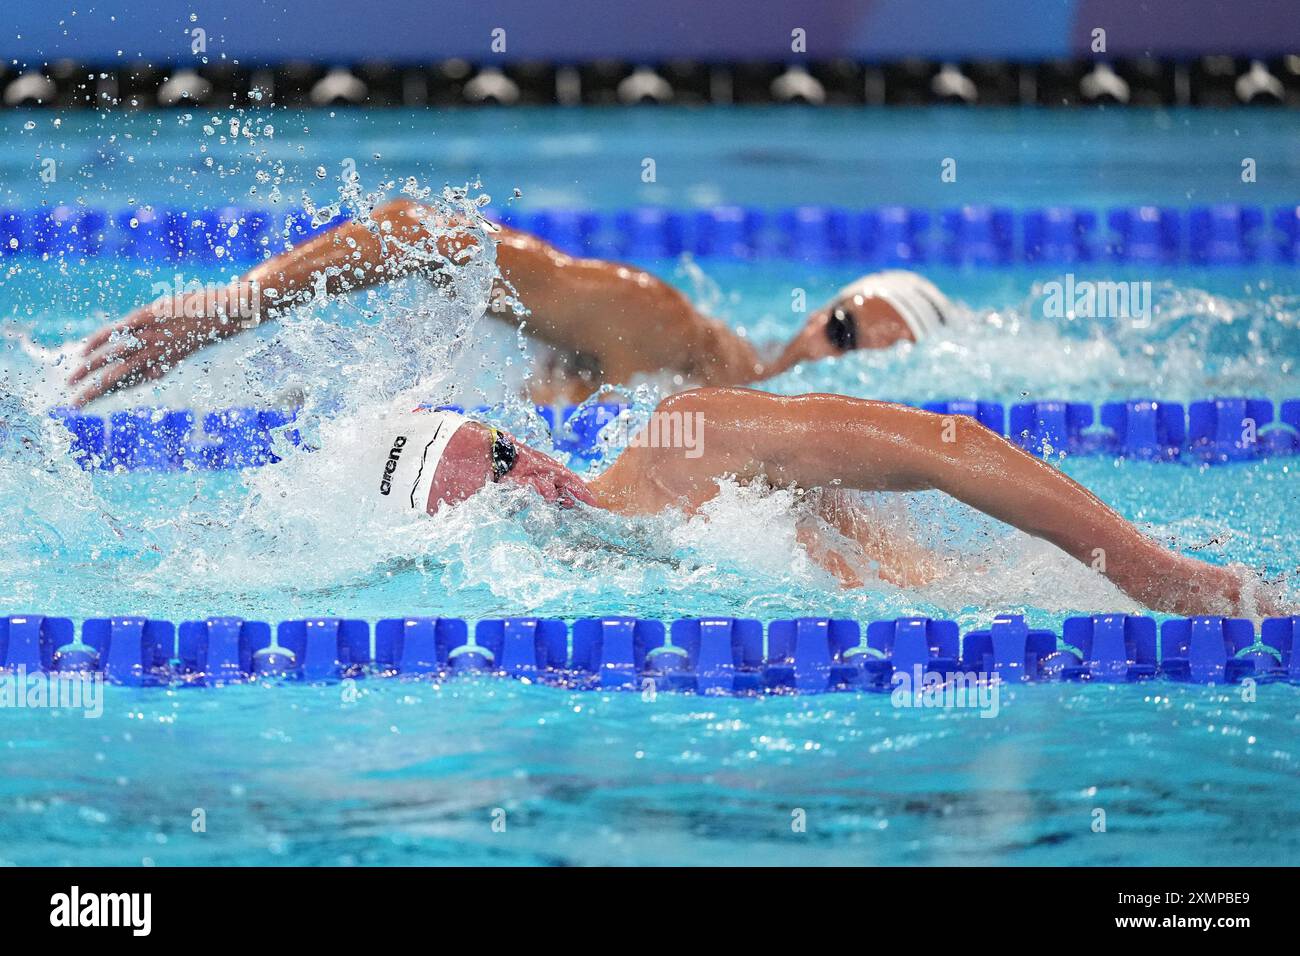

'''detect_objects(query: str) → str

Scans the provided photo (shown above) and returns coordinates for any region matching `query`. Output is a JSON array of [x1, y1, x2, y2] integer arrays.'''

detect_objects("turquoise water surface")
[[0, 107, 1297, 866]]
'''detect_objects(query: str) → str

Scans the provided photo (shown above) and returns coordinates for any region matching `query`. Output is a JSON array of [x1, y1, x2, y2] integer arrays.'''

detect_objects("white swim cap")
[[835, 270, 958, 341], [371, 408, 468, 515]]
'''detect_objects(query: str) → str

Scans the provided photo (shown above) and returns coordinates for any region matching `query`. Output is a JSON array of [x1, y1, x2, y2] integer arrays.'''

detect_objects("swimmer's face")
[[426, 422, 596, 511], [770, 290, 915, 373], [814, 291, 916, 351]]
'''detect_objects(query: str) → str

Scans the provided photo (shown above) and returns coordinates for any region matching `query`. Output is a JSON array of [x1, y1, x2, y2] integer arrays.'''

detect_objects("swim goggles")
[[824, 303, 859, 351], [488, 426, 518, 482]]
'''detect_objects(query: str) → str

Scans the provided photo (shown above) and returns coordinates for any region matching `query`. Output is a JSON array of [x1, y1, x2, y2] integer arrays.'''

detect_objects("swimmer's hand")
[[1232, 566, 1299, 619], [66, 199, 473, 406], [1135, 551, 1296, 621], [68, 284, 258, 406]]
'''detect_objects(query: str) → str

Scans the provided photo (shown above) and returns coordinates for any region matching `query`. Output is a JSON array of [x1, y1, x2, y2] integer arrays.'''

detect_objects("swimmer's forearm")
[[824, 399, 1245, 615], [914, 417, 1216, 611], [240, 199, 474, 320], [68, 200, 481, 405], [933, 447, 1246, 616], [671, 389, 1243, 614]]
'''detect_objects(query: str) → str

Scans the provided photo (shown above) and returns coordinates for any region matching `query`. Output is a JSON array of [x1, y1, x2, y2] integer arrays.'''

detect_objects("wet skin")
[[69, 200, 915, 407], [438, 387, 1292, 619]]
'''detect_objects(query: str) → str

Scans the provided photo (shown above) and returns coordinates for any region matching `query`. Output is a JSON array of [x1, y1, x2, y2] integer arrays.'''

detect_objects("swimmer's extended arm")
[[598, 387, 1281, 617], [69, 200, 476, 405], [70, 198, 761, 405]]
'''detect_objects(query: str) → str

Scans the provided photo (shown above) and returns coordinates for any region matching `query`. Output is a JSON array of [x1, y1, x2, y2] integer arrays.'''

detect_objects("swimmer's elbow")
[[371, 199, 483, 268], [371, 198, 432, 239], [890, 408, 1001, 491]]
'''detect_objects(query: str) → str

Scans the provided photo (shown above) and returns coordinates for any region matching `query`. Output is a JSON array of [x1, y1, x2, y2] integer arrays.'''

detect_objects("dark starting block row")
[[1, 613, 1296, 693]]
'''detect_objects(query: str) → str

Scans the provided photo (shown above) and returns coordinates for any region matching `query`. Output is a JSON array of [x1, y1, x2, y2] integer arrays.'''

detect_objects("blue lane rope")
[[44, 396, 1300, 471], [2, 613, 1297, 691], [4, 203, 1300, 265]]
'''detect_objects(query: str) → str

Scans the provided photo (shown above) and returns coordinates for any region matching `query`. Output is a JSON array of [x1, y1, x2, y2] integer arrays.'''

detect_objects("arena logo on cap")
[[379, 435, 407, 494], [1040, 273, 1152, 327]]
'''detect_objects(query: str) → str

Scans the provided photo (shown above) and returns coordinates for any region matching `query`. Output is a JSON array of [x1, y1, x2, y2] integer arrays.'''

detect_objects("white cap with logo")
[[835, 270, 959, 341]]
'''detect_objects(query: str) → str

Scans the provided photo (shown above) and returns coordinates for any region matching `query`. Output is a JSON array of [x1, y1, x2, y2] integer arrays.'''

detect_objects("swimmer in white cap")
[[763, 269, 959, 377], [368, 387, 1290, 619], [70, 200, 960, 406], [373, 405, 593, 512]]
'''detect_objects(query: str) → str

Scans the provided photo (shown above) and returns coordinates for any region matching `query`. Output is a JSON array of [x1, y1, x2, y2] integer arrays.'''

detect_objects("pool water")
[[7, 679, 1300, 867], [0, 107, 1298, 866], [4, 106, 1299, 209]]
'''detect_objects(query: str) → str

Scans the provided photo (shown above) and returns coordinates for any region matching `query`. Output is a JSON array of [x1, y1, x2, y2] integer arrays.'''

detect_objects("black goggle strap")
[[488, 426, 518, 482]]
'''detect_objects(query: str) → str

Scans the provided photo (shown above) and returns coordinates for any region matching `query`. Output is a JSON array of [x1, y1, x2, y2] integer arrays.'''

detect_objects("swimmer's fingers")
[[70, 309, 168, 389], [71, 331, 193, 404], [76, 317, 229, 404], [1254, 581, 1298, 619], [79, 319, 129, 358], [71, 353, 161, 406], [78, 303, 168, 357], [71, 314, 216, 392], [71, 340, 191, 406], [68, 332, 144, 387]]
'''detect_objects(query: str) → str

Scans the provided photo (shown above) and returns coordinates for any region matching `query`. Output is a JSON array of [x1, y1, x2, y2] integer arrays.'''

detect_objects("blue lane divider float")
[[3, 613, 1298, 692], [1060, 615, 1157, 682], [45, 396, 1300, 471], [6, 203, 1300, 265], [49, 405, 303, 470], [0, 206, 343, 263]]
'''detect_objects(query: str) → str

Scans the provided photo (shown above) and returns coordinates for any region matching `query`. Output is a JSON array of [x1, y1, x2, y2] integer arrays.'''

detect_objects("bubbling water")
[[759, 277, 1300, 403]]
